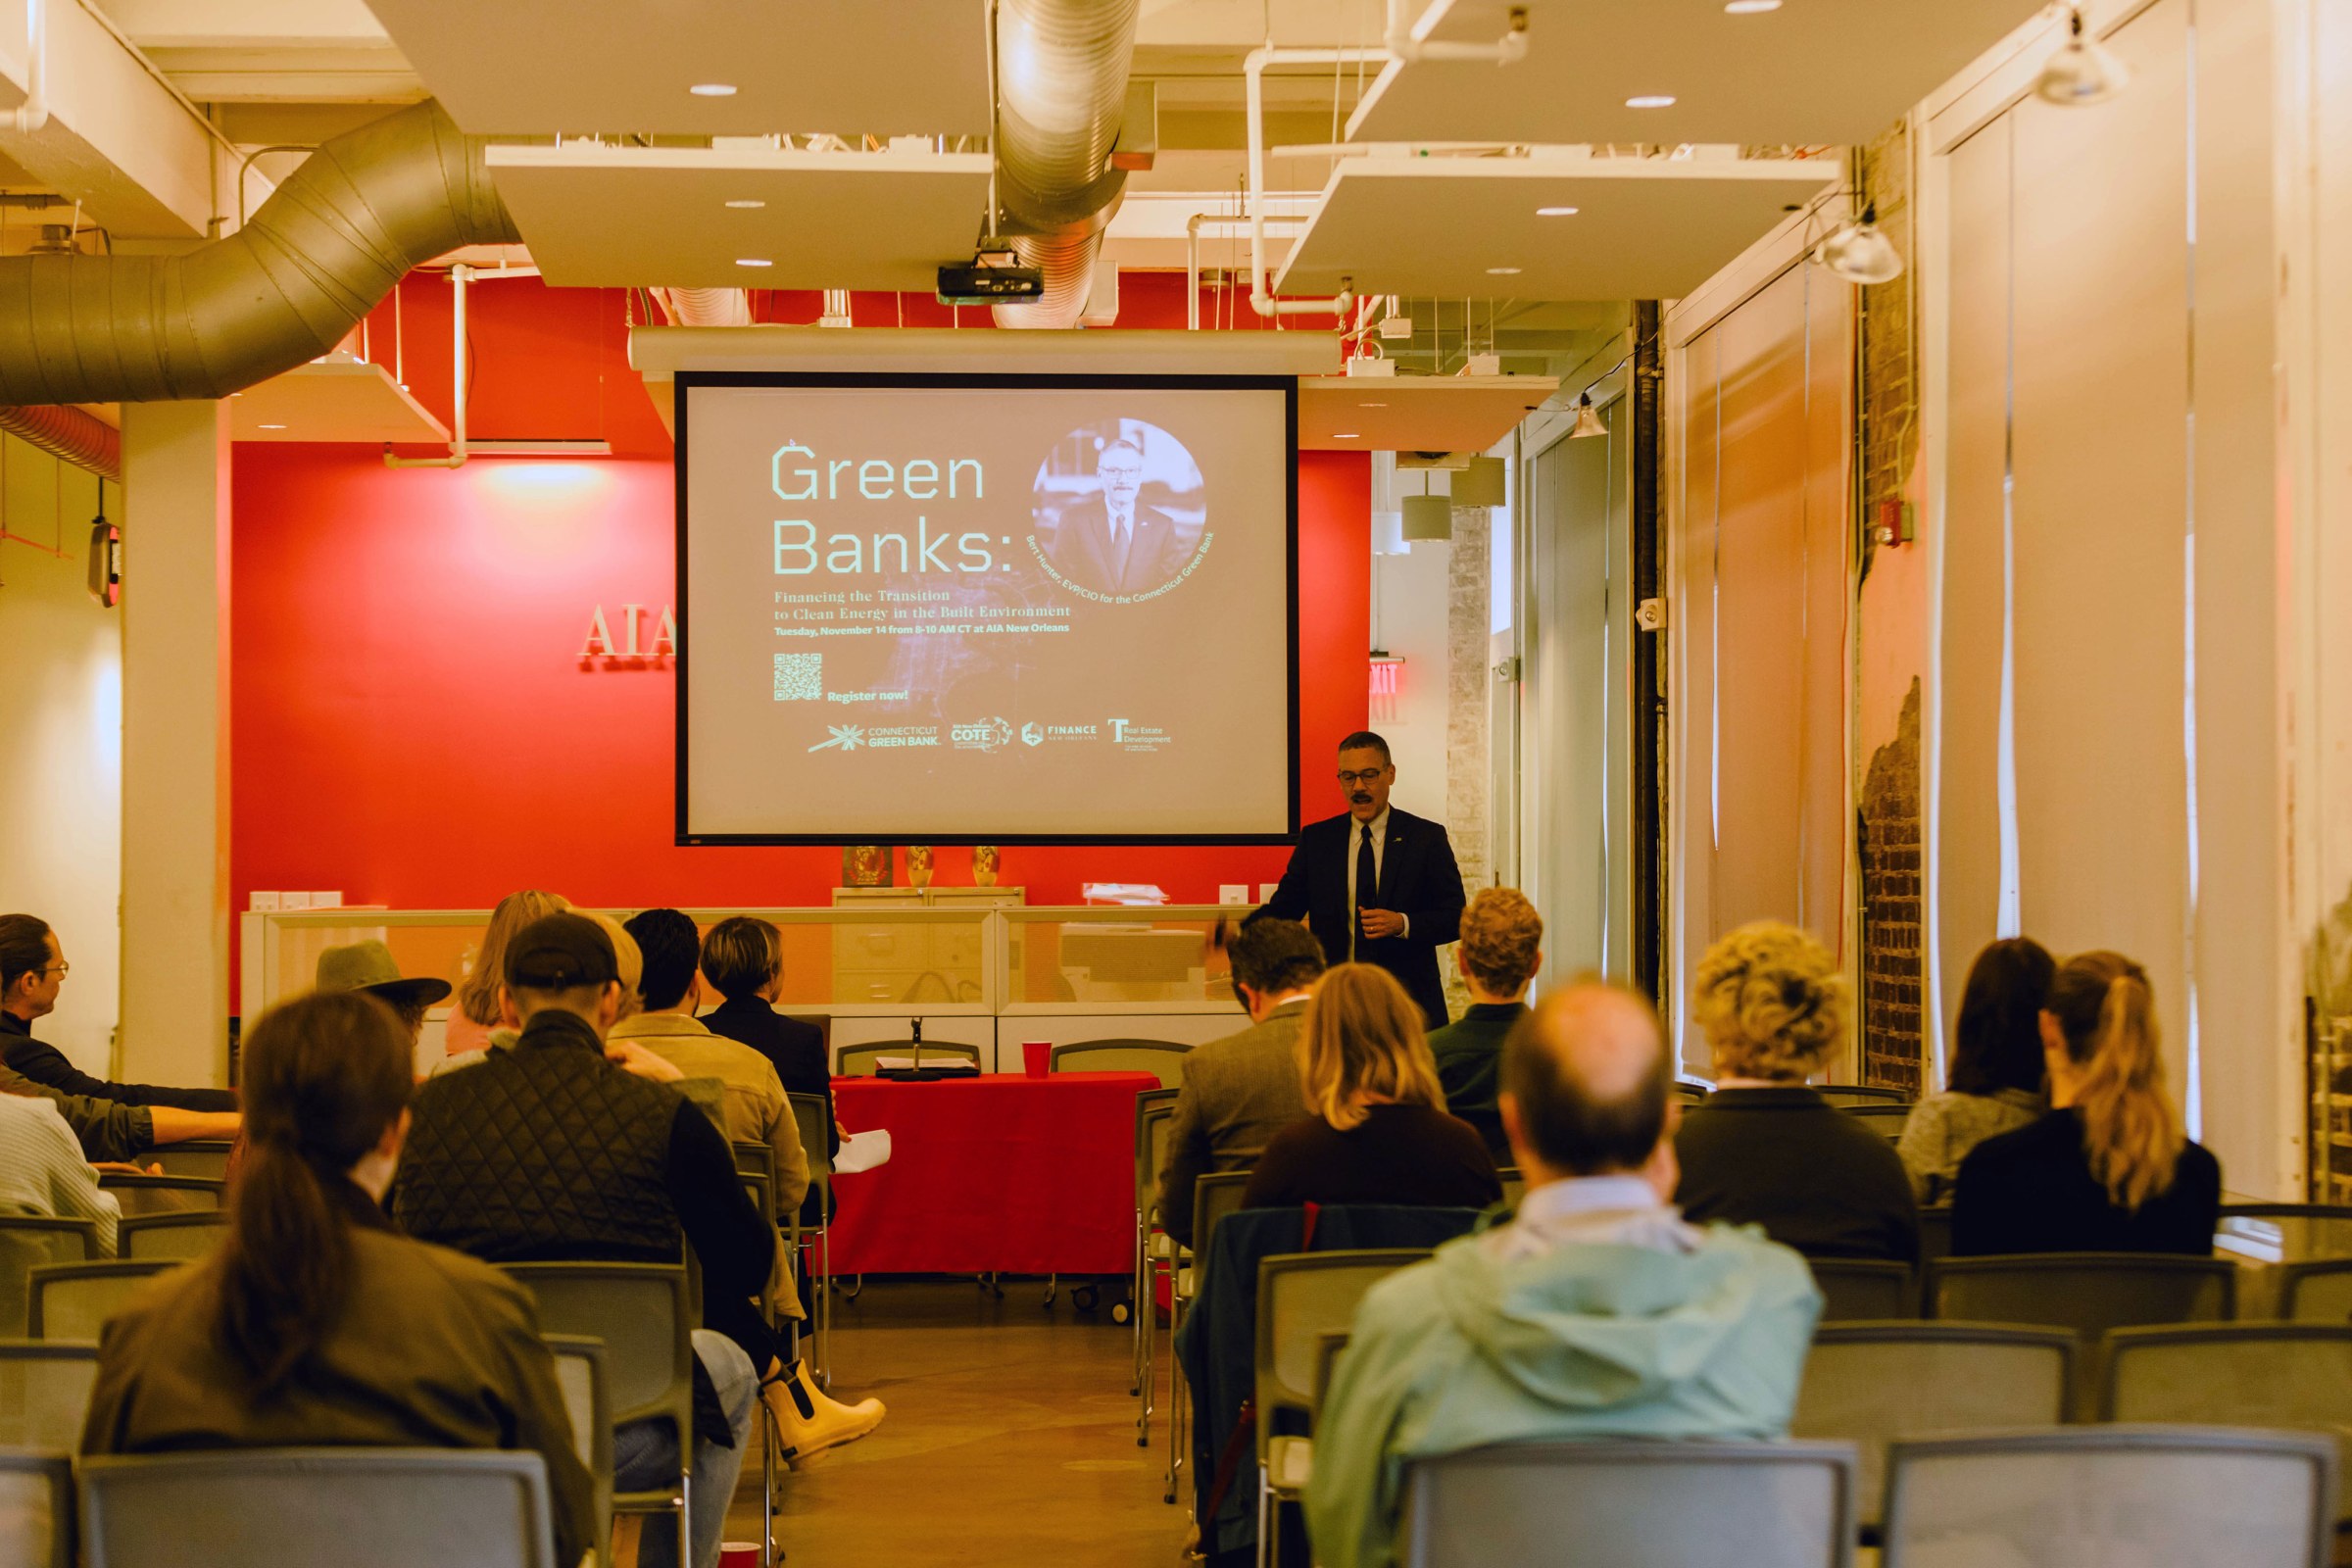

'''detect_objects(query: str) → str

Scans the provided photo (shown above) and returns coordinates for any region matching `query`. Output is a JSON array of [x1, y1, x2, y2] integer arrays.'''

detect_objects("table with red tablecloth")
[[823, 1071, 1157, 1276]]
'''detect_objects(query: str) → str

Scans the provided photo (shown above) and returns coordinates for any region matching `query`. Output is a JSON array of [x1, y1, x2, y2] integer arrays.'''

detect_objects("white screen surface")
[[679, 378, 1297, 842]]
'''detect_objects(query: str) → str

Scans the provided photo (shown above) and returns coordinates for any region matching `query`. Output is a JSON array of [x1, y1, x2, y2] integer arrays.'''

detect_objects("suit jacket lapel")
[[1379, 816, 1408, 907]]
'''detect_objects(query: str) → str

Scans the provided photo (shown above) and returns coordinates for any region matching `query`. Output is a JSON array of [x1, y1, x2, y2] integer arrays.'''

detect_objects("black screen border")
[[673, 369, 1303, 848]]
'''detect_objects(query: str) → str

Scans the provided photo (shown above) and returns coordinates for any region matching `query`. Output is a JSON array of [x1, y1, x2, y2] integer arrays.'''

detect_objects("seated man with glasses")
[[1253, 731, 1466, 1030], [0, 913, 240, 1113]]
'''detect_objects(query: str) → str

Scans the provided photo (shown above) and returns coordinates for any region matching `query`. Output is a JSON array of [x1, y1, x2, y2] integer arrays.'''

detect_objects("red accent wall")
[[230, 277, 1368, 913]]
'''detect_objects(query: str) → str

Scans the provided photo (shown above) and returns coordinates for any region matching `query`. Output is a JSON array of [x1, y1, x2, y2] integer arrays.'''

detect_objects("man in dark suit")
[[1255, 730, 1467, 1030], [1047, 438, 1193, 596]]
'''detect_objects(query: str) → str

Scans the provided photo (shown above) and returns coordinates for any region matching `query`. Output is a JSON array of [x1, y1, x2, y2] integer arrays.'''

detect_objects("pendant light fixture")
[[2035, 7, 2130, 106], [1812, 202, 1904, 286], [1569, 393, 1607, 439], [1401, 494, 1453, 542]]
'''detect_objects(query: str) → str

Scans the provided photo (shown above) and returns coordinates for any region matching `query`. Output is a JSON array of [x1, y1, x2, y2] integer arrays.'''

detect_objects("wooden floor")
[[723, 1280, 1184, 1568]]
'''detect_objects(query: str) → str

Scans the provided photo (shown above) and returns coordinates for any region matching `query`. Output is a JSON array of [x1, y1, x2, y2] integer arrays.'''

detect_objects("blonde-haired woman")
[[442, 890, 571, 1056], [1673, 920, 1919, 1262], [1242, 963, 1499, 1212], [1952, 951, 2220, 1255]]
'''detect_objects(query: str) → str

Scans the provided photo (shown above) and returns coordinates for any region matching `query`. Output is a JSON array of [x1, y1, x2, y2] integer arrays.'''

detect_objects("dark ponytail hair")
[[214, 990, 413, 1396], [1949, 938, 2057, 1097]]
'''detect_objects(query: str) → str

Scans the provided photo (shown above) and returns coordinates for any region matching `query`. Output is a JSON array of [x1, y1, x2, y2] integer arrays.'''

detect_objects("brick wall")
[[1856, 120, 1928, 1091]]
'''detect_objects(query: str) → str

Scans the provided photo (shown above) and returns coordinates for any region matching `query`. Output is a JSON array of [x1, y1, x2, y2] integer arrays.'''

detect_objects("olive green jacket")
[[81, 1200, 597, 1568]]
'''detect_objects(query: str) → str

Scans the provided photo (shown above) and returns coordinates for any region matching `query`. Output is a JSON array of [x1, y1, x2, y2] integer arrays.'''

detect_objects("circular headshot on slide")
[[1029, 420, 1207, 602]]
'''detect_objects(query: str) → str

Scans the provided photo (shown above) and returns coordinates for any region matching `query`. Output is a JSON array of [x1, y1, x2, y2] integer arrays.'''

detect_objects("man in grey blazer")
[[1155, 916, 1327, 1247]]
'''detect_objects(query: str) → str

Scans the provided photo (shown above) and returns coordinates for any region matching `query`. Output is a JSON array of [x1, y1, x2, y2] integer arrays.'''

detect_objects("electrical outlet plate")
[[1258, 883, 1281, 903], [1219, 884, 1249, 906]]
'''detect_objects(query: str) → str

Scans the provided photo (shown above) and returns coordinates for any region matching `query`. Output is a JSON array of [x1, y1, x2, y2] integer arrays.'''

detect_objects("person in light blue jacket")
[[1305, 983, 1822, 1568]]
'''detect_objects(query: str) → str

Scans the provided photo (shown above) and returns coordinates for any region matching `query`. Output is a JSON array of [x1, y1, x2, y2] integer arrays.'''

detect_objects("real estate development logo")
[[808, 724, 866, 753]]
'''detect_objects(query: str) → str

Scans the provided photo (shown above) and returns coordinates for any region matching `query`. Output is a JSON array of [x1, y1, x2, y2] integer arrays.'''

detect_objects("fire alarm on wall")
[[87, 516, 121, 608]]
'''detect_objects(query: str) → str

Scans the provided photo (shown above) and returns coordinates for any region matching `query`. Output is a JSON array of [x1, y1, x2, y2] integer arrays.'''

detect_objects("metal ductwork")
[[991, 0, 1140, 328], [0, 404, 119, 479], [0, 100, 515, 406], [654, 288, 753, 327]]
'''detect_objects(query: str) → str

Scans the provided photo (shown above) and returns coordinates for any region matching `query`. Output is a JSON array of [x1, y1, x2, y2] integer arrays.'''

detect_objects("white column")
[[117, 402, 230, 1089]]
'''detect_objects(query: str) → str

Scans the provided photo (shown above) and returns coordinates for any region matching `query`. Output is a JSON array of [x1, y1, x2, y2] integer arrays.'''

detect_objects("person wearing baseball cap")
[[392, 910, 780, 1568]]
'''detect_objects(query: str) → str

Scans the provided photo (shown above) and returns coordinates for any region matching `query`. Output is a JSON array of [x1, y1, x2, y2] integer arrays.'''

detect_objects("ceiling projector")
[[938, 240, 1045, 306]]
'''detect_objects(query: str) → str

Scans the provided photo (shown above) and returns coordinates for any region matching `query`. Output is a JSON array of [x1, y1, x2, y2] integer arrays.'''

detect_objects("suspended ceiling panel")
[[361, 0, 992, 136], [1276, 156, 1839, 301], [1348, 0, 2046, 147], [228, 357, 449, 443], [1298, 374, 1559, 452], [485, 145, 994, 290]]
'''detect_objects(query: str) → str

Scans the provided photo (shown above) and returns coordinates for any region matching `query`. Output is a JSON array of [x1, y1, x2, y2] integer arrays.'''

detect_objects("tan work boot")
[[763, 1360, 884, 1470]]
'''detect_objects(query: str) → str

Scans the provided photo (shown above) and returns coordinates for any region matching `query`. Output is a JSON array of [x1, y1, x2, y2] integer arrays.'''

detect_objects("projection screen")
[[676, 373, 1298, 845]]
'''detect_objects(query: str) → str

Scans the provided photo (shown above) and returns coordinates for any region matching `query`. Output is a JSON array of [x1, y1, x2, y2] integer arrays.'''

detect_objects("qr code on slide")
[[772, 653, 823, 702]]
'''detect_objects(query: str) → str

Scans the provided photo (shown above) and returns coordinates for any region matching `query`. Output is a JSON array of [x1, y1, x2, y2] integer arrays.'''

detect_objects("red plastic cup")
[[1023, 1039, 1053, 1078], [718, 1544, 763, 1568]]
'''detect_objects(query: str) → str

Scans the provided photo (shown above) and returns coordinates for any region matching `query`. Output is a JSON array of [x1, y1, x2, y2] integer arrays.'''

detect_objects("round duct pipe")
[[0, 100, 515, 406], [991, 0, 1141, 329], [0, 404, 120, 479]]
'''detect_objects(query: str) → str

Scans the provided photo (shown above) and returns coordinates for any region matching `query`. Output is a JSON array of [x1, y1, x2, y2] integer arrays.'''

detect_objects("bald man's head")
[[1501, 983, 1670, 1176]]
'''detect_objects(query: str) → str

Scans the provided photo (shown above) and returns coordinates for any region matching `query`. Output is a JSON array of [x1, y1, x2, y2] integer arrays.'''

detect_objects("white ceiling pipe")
[[384, 263, 471, 468], [1184, 212, 1309, 329], [1385, 0, 1530, 63]]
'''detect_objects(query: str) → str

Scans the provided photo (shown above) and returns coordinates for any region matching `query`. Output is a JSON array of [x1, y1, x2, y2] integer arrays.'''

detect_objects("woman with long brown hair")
[[443, 888, 571, 1056], [1243, 963, 1500, 1212], [1951, 950, 2221, 1254], [81, 990, 595, 1567]]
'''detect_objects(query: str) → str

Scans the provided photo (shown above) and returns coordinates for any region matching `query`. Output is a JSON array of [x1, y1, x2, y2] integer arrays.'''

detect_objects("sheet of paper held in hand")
[[833, 1129, 892, 1175]]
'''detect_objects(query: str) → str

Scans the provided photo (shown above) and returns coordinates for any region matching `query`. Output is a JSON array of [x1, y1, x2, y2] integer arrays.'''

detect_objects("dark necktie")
[[1353, 822, 1377, 958]]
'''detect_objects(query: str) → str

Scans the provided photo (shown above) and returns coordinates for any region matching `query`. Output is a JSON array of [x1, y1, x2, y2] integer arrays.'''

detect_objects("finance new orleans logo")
[[808, 724, 866, 753]]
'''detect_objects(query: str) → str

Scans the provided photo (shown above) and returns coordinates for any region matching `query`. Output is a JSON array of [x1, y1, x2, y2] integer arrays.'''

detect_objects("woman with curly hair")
[[1672, 921, 1919, 1262], [1951, 950, 2220, 1255]]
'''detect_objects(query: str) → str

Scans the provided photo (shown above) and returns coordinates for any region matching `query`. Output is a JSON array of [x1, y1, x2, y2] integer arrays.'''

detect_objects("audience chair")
[[1839, 1103, 1910, 1141], [785, 1092, 836, 1387], [1815, 1085, 1911, 1107], [2102, 1323, 2352, 1528], [26, 1262, 172, 1342], [785, 1014, 832, 1060], [502, 1263, 694, 1568], [1673, 1080, 1710, 1103], [0, 1342, 100, 1450], [144, 1141, 235, 1182], [2220, 1203, 2352, 1265], [79, 1448, 559, 1568], [1255, 1250, 1434, 1568], [1309, 1331, 1349, 1429], [542, 1335, 613, 1559], [1164, 1170, 1250, 1502], [0, 1222, 99, 1338], [1927, 1253, 2235, 1415], [1050, 1039, 1191, 1088], [731, 1141, 774, 1182], [1400, 1440, 1858, 1568], [1129, 1088, 1179, 1407], [115, 1213, 226, 1262], [1916, 1206, 1953, 1270], [834, 1040, 979, 1075], [1810, 1258, 1918, 1323], [1791, 1322, 2073, 1535], [2279, 1259, 2352, 1324], [1494, 1167, 1526, 1212], [1879, 1426, 2336, 1568], [94, 1174, 223, 1217], [0, 1448, 73, 1568]]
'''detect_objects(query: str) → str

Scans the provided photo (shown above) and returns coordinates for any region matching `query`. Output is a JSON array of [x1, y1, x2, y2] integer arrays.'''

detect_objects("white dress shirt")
[[1485, 1173, 1703, 1262], [1346, 808, 1408, 956]]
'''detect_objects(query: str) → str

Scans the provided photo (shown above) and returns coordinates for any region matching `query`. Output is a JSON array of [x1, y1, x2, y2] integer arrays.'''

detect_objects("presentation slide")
[[677, 375, 1298, 844]]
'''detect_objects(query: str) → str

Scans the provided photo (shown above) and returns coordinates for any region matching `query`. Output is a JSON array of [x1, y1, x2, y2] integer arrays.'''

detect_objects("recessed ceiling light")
[[1537, 206, 1580, 217], [1486, 266, 1522, 275], [724, 199, 766, 210], [1331, 432, 1360, 439], [735, 258, 773, 268], [259, 423, 287, 429], [1359, 402, 1388, 408], [1724, 0, 1782, 11], [689, 82, 737, 96], [1626, 94, 1678, 109]]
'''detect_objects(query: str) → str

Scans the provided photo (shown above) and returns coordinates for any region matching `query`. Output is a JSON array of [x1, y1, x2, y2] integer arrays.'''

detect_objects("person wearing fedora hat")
[[314, 941, 454, 1052], [0, 914, 239, 1113]]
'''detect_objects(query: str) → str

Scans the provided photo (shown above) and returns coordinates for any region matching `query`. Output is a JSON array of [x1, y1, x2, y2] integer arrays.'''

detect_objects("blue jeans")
[[614, 1328, 759, 1568]]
